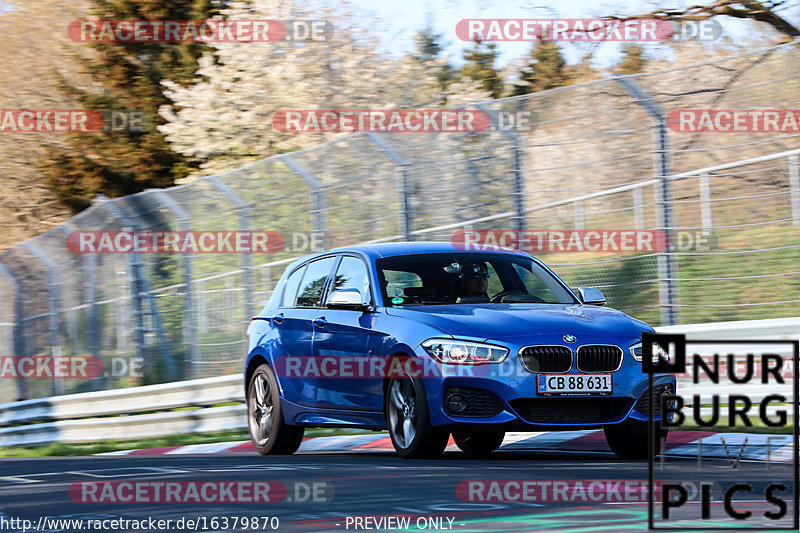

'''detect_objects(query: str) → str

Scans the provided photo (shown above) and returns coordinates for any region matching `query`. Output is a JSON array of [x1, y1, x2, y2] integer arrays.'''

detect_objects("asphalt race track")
[[0, 448, 795, 532]]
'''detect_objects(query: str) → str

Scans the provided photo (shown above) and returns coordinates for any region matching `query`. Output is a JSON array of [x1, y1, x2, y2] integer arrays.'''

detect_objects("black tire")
[[604, 421, 668, 460], [247, 364, 304, 455], [453, 430, 505, 456], [385, 370, 449, 458]]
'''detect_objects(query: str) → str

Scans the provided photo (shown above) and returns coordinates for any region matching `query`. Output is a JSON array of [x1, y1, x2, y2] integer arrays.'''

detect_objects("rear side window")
[[296, 257, 337, 307], [281, 265, 306, 307]]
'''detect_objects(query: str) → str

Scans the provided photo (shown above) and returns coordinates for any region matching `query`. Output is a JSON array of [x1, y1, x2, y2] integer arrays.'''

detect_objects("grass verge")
[[0, 428, 379, 457]]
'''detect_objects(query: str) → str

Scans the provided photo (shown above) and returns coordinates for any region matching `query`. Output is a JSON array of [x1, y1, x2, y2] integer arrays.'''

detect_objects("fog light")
[[446, 393, 467, 413]]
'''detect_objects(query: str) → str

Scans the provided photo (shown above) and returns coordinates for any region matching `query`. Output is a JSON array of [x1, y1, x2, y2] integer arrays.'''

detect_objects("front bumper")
[[419, 336, 677, 429]]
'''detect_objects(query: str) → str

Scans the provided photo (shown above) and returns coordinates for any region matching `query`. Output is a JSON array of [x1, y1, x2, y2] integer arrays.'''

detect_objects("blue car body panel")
[[244, 242, 675, 430]]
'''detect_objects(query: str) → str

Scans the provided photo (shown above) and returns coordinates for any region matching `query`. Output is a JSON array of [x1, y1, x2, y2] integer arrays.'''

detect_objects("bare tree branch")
[[611, 0, 800, 40]]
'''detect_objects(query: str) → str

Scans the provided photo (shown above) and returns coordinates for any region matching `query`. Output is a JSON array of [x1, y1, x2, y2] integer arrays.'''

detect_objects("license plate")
[[537, 374, 612, 395]]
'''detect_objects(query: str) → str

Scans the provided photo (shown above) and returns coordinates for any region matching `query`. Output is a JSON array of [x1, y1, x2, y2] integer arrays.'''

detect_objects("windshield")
[[377, 253, 579, 306]]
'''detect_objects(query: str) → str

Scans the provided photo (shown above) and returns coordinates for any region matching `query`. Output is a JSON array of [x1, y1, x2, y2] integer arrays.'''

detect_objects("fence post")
[[633, 187, 645, 230], [790, 154, 800, 226], [22, 241, 62, 395], [59, 224, 82, 359], [574, 201, 585, 230], [699, 175, 713, 232], [85, 252, 102, 390], [282, 155, 326, 247], [67, 219, 102, 390], [0, 260, 25, 400], [466, 159, 489, 221], [479, 104, 526, 232], [365, 133, 413, 241], [511, 138, 526, 233], [97, 197, 177, 382], [151, 190, 199, 379], [208, 176, 255, 318], [616, 77, 678, 326]]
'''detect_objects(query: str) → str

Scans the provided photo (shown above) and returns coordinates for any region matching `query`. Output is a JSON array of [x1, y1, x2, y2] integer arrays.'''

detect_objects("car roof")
[[306, 241, 531, 261]]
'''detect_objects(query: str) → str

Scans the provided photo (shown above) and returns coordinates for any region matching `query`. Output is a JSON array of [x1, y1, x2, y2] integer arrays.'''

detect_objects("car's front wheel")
[[385, 371, 449, 458], [247, 363, 304, 455], [604, 421, 668, 459], [453, 430, 505, 456]]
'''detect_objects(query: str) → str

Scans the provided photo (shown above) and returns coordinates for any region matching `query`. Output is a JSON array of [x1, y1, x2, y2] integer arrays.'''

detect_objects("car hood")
[[384, 303, 651, 342]]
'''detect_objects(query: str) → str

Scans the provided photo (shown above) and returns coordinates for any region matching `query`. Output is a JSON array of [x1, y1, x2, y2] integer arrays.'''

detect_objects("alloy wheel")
[[387, 379, 417, 449], [249, 372, 273, 446]]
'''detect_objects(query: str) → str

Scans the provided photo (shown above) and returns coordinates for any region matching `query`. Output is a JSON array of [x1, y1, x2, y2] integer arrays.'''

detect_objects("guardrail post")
[[616, 77, 678, 326], [365, 133, 413, 241], [0, 260, 25, 400], [21, 242, 62, 396], [151, 190, 199, 379], [208, 177, 255, 318], [282, 155, 326, 247], [699, 175, 713, 233], [790, 154, 800, 226]]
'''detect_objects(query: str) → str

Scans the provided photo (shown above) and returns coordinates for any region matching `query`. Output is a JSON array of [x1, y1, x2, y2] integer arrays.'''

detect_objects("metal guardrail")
[[0, 374, 243, 426], [0, 375, 244, 447], [0, 405, 246, 448], [0, 318, 797, 447]]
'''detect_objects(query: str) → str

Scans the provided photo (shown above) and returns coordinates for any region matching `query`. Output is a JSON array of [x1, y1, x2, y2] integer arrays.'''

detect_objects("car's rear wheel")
[[385, 370, 449, 458], [247, 364, 304, 455], [604, 421, 668, 460], [453, 430, 505, 456]]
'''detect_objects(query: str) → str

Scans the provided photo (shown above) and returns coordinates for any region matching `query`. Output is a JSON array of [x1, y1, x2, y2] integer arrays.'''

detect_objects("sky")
[[345, 0, 800, 70]]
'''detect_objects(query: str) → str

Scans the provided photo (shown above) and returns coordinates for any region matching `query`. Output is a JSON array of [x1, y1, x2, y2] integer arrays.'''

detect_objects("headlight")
[[422, 339, 509, 364], [629, 340, 670, 363]]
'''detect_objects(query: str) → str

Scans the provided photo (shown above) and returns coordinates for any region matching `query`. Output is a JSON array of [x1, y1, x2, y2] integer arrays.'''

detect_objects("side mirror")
[[575, 286, 606, 306], [326, 288, 372, 312]]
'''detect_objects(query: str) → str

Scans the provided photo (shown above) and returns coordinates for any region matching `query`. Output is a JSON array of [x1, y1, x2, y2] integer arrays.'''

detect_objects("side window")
[[485, 263, 502, 295], [512, 263, 561, 303], [281, 265, 306, 307], [326, 256, 371, 304], [296, 257, 337, 307]]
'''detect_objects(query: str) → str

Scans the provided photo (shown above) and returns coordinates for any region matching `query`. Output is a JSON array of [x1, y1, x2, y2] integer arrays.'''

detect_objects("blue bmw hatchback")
[[244, 243, 675, 458]]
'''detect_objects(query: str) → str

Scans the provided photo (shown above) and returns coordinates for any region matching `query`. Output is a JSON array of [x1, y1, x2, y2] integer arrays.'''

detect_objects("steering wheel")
[[490, 290, 523, 303]]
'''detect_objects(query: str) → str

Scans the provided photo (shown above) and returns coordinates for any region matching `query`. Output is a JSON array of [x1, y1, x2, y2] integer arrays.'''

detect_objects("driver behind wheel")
[[456, 261, 490, 302]]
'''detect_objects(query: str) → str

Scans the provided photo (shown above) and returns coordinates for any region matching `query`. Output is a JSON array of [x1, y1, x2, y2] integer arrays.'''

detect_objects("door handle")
[[272, 313, 285, 324], [313, 317, 328, 327]]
